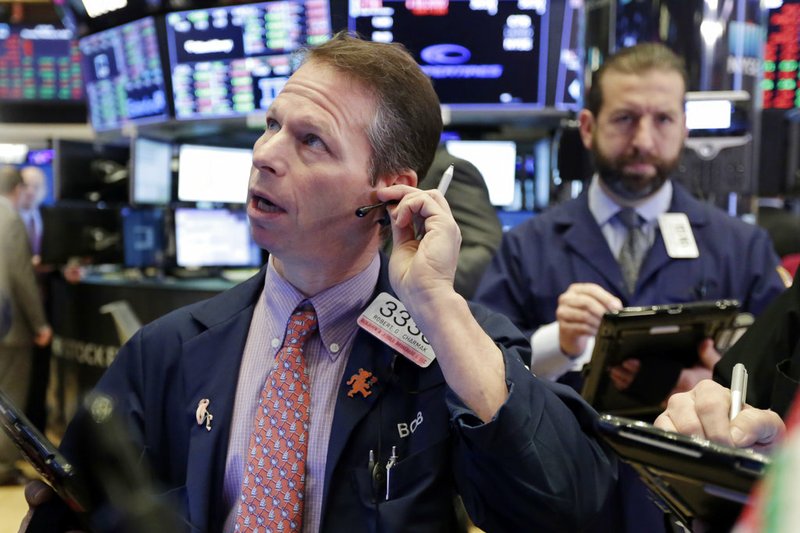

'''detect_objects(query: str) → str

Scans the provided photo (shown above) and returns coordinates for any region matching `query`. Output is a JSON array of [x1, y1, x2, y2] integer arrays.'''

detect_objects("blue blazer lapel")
[[556, 196, 628, 295], [180, 270, 265, 531], [321, 260, 396, 511]]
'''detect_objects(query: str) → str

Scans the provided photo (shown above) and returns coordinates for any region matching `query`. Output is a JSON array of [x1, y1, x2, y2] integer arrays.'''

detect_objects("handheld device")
[[0, 388, 92, 515], [581, 299, 741, 417], [597, 414, 770, 530]]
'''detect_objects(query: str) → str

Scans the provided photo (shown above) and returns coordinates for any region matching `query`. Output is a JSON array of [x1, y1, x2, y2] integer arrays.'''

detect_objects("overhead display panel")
[[165, 1, 332, 120], [78, 16, 171, 132]]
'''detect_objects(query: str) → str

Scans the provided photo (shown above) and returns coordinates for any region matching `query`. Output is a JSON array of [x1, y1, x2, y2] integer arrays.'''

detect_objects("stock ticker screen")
[[0, 24, 83, 101], [78, 16, 170, 131], [165, 1, 331, 120], [349, 0, 547, 107], [763, 0, 800, 109]]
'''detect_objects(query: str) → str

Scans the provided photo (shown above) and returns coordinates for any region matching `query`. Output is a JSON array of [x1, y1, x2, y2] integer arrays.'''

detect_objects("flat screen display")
[[177, 144, 251, 204], [131, 137, 173, 205], [685, 100, 732, 130], [0, 23, 83, 102], [165, 1, 332, 120], [445, 140, 517, 206], [684, 97, 750, 138], [349, 0, 546, 107], [122, 206, 165, 268], [54, 139, 130, 203], [78, 16, 170, 131], [174, 207, 261, 268]]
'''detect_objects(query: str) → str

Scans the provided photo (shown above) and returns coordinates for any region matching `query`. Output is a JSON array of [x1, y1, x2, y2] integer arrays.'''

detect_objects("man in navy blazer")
[[26, 33, 616, 532], [473, 42, 785, 533], [474, 43, 785, 394]]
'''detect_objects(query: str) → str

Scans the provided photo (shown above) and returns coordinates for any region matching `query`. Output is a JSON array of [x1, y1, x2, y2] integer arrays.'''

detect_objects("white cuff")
[[530, 321, 595, 380]]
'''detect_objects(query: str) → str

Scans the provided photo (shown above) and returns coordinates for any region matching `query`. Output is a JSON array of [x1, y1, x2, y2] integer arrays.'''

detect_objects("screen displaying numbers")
[[165, 1, 331, 120], [0, 23, 83, 101]]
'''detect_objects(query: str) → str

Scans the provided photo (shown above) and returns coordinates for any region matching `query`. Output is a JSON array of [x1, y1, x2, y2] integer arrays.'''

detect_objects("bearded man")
[[474, 42, 784, 394], [473, 42, 786, 533]]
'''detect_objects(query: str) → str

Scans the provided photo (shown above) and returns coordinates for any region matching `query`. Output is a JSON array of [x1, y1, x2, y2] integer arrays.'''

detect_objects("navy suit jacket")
[[475, 182, 786, 346], [49, 257, 616, 532]]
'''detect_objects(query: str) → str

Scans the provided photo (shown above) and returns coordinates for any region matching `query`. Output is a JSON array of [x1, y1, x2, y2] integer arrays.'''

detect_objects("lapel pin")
[[347, 368, 378, 398], [196, 398, 213, 431]]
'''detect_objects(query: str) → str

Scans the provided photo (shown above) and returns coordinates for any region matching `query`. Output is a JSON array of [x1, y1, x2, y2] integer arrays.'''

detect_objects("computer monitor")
[[177, 144, 251, 204], [40, 204, 123, 265], [122, 207, 165, 268], [78, 16, 171, 132], [349, 0, 547, 108], [0, 23, 83, 101], [445, 140, 517, 207], [131, 137, 173, 205], [173, 207, 261, 268], [53, 139, 130, 204], [164, 1, 332, 120], [684, 93, 750, 138], [0, 23, 86, 122]]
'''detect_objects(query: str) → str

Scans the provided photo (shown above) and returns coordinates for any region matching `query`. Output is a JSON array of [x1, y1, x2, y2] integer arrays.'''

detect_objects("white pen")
[[437, 164, 455, 196], [729, 363, 748, 420]]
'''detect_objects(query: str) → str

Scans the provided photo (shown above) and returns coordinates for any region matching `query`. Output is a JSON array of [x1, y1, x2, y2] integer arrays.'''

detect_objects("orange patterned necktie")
[[235, 304, 318, 533]]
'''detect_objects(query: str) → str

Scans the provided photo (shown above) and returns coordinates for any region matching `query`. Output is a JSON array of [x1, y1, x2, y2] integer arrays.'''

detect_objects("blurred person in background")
[[0, 165, 52, 484]]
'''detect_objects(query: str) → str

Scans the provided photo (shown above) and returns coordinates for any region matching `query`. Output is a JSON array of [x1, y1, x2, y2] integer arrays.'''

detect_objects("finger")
[[621, 358, 640, 372], [558, 289, 619, 323], [660, 390, 706, 438], [691, 380, 736, 445], [697, 338, 722, 369], [731, 407, 785, 449], [24, 480, 54, 506], [564, 283, 624, 311], [556, 305, 602, 335], [608, 366, 632, 390], [653, 411, 679, 432], [390, 191, 452, 238]]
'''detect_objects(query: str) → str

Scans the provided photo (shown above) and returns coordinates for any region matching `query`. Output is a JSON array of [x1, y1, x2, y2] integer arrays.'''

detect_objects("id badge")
[[358, 292, 436, 368], [658, 213, 700, 259]]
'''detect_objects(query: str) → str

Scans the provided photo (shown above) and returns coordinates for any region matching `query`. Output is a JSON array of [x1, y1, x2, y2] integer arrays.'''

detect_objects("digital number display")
[[78, 16, 170, 131], [763, 0, 800, 109], [165, 1, 331, 120], [349, 0, 545, 107], [0, 24, 83, 101]]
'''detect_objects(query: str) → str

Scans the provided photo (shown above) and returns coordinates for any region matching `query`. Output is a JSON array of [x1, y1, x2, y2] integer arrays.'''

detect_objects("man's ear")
[[380, 169, 418, 189], [578, 109, 595, 151]]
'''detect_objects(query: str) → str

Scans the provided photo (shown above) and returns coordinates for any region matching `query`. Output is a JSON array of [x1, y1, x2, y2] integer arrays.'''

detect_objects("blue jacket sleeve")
[[448, 303, 618, 532]]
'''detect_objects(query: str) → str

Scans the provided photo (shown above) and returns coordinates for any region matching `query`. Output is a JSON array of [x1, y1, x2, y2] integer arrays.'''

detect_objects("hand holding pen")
[[377, 164, 462, 313]]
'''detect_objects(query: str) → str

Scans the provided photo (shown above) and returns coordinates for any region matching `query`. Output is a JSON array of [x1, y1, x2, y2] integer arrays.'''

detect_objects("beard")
[[593, 148, 679, 202]]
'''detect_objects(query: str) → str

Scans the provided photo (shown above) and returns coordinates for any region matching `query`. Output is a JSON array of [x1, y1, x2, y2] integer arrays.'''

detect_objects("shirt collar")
[[262, 253, 381, 360], [588, 174, 673, 226]]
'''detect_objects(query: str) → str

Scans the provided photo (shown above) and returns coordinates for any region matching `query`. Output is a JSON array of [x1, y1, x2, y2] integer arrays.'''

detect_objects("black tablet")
[[597, 414, 769, 531], [0, 388, 92, 515], [581, 299, 741, 417]]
